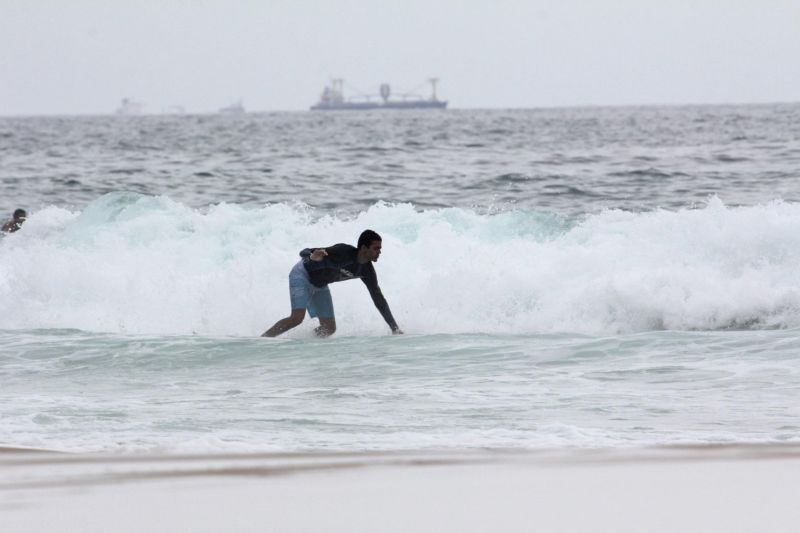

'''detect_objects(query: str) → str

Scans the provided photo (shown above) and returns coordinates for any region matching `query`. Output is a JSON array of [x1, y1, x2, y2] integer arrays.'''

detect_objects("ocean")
[[1, 104, 800, 453]]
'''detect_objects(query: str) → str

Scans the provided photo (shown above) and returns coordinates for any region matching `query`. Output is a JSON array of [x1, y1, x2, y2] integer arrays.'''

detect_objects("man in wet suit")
[[1, 209, 27, 233], [262, 229, 403, 337]]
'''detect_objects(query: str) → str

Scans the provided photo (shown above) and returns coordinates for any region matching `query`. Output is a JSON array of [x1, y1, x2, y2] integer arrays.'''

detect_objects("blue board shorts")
[[289, 260, 334, 319]]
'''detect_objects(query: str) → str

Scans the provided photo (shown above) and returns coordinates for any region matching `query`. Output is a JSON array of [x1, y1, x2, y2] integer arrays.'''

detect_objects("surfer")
[[262, 229, 403, 337], [1, 209, 27, 233]]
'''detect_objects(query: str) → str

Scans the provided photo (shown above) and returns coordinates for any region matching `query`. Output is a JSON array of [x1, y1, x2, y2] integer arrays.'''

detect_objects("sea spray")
[[2, 193, 800, 336]]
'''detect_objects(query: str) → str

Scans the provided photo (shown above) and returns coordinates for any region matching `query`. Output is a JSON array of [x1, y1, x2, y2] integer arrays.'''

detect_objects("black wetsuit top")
[[300, 243, 399, 332]]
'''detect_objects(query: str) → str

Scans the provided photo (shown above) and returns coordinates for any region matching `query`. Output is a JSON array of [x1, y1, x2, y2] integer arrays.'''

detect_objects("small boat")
[[219, 101, 246, 114], [115, 98, 144, 115]]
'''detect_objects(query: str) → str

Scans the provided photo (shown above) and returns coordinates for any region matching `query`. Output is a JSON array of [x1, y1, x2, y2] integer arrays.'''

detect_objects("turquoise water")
[[2, 327, 799, 452]]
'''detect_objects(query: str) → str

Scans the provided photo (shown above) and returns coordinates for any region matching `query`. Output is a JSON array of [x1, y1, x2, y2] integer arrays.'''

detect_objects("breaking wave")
[[2, 193, 800, 336]]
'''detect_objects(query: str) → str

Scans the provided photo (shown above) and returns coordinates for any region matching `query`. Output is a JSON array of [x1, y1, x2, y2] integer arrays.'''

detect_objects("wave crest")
[[2, 194, 800, 335]]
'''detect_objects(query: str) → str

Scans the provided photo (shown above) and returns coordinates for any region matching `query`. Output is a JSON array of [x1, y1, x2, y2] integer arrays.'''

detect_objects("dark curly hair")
[[357, 229, 382, 249]]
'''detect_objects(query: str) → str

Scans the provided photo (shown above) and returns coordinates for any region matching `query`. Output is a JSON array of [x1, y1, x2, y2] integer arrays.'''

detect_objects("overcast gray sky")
[[2, 0, 798, 115]]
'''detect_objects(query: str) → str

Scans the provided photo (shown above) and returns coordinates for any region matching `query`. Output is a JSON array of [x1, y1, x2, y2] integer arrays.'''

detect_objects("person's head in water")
[[2, 208, 27, 233], [357, 229, 382, 262]]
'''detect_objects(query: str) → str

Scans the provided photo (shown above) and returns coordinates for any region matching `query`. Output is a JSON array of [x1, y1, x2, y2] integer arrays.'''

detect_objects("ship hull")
[[310, 100, 447, 111]]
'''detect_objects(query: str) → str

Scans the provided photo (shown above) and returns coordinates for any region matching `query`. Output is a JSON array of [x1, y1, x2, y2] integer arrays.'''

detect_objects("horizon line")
[[2, 99, 799, 119]]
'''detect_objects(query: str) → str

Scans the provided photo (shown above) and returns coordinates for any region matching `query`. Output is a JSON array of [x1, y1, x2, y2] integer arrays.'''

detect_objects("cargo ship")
[[311, 78, 447, 111]]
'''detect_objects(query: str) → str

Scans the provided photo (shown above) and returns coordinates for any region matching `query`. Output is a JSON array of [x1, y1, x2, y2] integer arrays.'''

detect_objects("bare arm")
[[362, 267, 403, 334], [300, 247, 329, 261]]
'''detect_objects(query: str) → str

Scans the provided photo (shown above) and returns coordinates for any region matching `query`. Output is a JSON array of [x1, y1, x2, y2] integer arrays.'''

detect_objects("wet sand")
[[2, 444, 800, 533]]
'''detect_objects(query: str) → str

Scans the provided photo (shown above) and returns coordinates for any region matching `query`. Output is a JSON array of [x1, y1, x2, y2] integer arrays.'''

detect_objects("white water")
[[2, 193, 800, 336]]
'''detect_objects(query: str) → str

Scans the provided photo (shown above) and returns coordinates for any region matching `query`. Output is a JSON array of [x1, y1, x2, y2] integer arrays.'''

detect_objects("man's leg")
[[263, 262, 312, 338], [315, 317, 336, 337], [262, 308, 306, 337], [312, 286, 335, 337]]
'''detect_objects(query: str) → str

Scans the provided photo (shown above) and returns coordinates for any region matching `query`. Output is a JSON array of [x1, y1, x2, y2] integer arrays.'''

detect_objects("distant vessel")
[[219, 100, 245, 114], [116, 98, 144, 115], [311, 78, 447, 111], [163, 105, 186, 115]]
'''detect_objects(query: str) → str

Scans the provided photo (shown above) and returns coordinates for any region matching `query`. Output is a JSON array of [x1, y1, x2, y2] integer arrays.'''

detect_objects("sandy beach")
[[2, 444, 799, 533]]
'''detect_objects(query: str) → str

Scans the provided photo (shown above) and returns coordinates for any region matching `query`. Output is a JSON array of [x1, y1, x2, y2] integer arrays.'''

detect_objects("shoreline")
[[3, 443, 800, 532]]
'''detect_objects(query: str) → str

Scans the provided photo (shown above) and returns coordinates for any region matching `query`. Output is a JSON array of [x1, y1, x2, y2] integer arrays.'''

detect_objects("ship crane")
[[428, 78, 439, 101], [380, 84, 391, 102]]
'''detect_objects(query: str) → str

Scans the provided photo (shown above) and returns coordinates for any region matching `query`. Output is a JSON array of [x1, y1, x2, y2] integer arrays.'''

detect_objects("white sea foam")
[[2, 193, 800, 336]]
